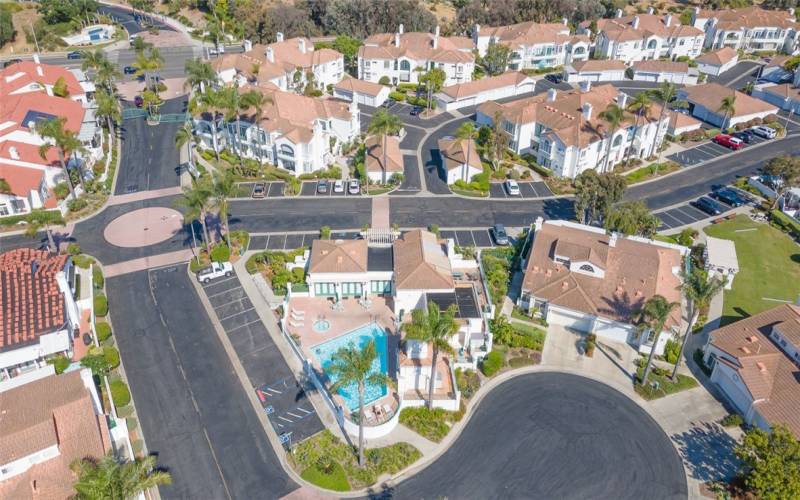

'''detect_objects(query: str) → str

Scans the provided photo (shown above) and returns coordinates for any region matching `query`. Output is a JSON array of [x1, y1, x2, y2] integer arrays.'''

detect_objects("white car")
[[196, 262, 232, 283], [348, 179, 360, 195], [505, 179, 520, 196], [333, 180, 344, 193], [750, 125, 777, 139]]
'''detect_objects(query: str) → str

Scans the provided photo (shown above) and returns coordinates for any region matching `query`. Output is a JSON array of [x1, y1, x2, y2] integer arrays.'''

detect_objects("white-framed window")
[[314, 283, 336, 296]]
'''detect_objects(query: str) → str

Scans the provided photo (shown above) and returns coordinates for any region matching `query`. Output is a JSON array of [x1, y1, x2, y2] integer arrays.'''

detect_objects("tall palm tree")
[[210, 169, 236, 249], [38, 117, 85, 198], [95, 89, 121, 137], [24, 209, 64, 253], [326, 340, 388, 467], [71, 452, 171, 500], [194, 88, 225, 160], [718, 94, 736, 132], [403, 301, 459, 409], [638, 295, 680, 386], [141, 89, 162, 118], [184, 58, 218, 94], [133, 48, 163, 92], [671, 270, 726, 380], [650, 82, 677, 162], [455, 122, 478, 183], [367, 110, 402, 188], [80, 48, 107, 73], [175, 121, 195, 166], [598, 103, 625, 173], [177, 179, 213, 248], [626, 91, 652, 163], [219, 86, 265, 167], [94, 60, 121, 93]]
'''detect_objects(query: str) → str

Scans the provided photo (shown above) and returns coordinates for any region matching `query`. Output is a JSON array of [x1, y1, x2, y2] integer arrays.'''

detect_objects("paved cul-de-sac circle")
[[392, 372, 687, 500], [103, 207, 184, 248]]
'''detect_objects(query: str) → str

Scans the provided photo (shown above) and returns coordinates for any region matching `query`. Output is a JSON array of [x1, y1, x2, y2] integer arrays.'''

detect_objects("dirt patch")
[[2, 6, 39, 56]]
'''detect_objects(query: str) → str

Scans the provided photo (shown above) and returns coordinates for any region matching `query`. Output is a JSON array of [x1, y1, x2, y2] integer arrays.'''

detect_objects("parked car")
[[196, 262, 233, 283], [129, 34, 139, 46], [123, 66, 137, 75], [410, 106, 422, 116], [317, 179, 329, 194], [134, 95, 144, 108], [66, 51, 82, 60], [711, 187, 746, 207], [348, 179, 360, 194], [382, 99, 395, 108], [732, 130, 754, 144], [712, 134, 744, 150], [493, 224, 509, 245], [693, 196, 724, 216], [251, 182, 266, 198], [545, 73, 563, 84], [505, 179, 520, 196], [333, 180, 344, 193], [750, 125, 777, 139]]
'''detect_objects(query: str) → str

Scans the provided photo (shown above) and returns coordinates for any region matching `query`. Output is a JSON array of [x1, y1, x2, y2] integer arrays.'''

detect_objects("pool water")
[[312, 323, 388, 412]]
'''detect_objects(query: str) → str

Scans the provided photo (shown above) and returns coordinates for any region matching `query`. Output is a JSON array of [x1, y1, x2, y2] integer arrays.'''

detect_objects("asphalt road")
[[107, 267, 298, 499], [388, 372, 687, 500]]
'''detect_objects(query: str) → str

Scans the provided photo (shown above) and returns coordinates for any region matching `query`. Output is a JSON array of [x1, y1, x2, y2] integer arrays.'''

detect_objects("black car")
[[693, 196, 724, 216], [66, 51, 82, 60], [410, 106, 422, 116], [134, 95, 144, 108], [732, 130, 754, 144], [545, 73, 563, 84], [382, 98, 395, 108], [123, 66, 137, 75], [711, 187, 747, 207]]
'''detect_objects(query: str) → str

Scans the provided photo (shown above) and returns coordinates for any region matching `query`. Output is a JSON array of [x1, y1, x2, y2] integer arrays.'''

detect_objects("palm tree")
[[141, 89, 162, 118], [455, 122, 478, 183], [184, 58, 218, 94], [133, 48, 163, 92], [218, 86, 265, 168], [326, 340, 388, 467], [94, 60, 121, 93], [71, 452, 171, 500], [598, 103, 624, 173], [177, 179, 213, 248], [38, 117, 85, 198], [80, 48, 107, 73], [24, 209, 64, 253], [718, 94, 736, 132], [367, 110, 402, 188], [637, 295, 680, 386], [671, 270, 726, 380], [650, 82, 677, 162], [402, 301, 459, 409], [95, 89, 121, 137], [626, 91, 652, 164], [210, 169, 236, 249], [175, 121, 195, 166]]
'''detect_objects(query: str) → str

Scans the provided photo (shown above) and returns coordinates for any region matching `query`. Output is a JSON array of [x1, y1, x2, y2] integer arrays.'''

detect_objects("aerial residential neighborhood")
[[1, 0, 800, 499]]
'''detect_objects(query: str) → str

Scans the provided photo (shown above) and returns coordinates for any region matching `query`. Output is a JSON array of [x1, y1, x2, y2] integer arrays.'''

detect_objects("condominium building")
[[358, 25, 474, 86], [476, 82, 669, 178], [585, 10, 704, 63], [0, 56, 95, 104], [472, 21, 590, 70], [692, 6, 799, 53]]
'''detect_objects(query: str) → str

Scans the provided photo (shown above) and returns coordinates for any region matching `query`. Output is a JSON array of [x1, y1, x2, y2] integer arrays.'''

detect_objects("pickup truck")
[[196, 262, 233, 283]]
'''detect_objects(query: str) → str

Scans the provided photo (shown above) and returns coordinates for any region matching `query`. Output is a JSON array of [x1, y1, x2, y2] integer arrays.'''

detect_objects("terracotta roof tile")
[[680, 83, 778, 118], [437, 137, 482, 172], [309, 239, 368, 274], [439, 71, 533, 100], [0, 61, 84, 98], [696, 47, 738, 66], [696, 6, 796, 30], [632, 60, 690, 74], [334, 76, 386, 97], [365, 135, 403, 174], [393, 230, 454, 290], [359, 32, 474, 64], [0, 165, 45, 197]]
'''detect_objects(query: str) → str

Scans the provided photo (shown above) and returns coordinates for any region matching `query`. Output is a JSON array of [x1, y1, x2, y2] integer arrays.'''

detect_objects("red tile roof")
[[0, 92, 85, 134], [0, 164, 44, 197], [0, 61, 84, 98], [0, 248, 69, 351]]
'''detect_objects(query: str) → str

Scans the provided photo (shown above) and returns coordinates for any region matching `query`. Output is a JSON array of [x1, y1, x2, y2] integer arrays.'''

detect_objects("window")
[[315, 283, 336, 296], [502, 120, 515, 134], [0, 203, 8, 216], [279, 144, 294, 157], [647, 40, 657, 49], [341, 282, 363, 296], [612, 134, 623, 147], [10, 199, 25, 213], [384, 60, 390, 69], [370, 281, 392, 294], [400, 60, 411, 71]]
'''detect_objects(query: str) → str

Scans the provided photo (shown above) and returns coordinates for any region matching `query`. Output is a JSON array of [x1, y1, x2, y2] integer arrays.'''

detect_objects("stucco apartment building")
[[520, 218, 688, 356], [212, 34, 345, 93], [476, 82, 670, 179], [703, 303, 800, 438], [0, 57, 95, 105], [630, 60, 699, 85], [194, 89, 360, 176], [358, 25, 474, 86], [585, 10, 704, 64], [692, 6, 799, 53], [472, 21, 590, 70]]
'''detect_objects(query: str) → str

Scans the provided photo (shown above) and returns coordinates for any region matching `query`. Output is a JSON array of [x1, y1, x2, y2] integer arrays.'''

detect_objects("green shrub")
[[109, 379, 131, 408], [103, 346, 120, 369], [378, 76, 391, 85], [721, 413, 744, 427], [95, 322, 112, 342], [585, 333, 597, 357], [705, 128, 721, 139], [399, 406, 463, 442], [92, 266, 104, 289], [455, 368, 481, 400], [67, 197, 88, 212], [301, 459, 350, 491], [320, 225, 331, 239], [771, 209, 800, 239], [663, 338, 681, 364], [210, 244, 231, 262], [388, 91, 406, 102], [53, 182, 70, 200], [116, 404, 134, 418], [48, 354, 71, 374], [126, 417, 138, 431], [481, 350, 504, 377], [677, 228, 697, 247], [67, 243, 81, 255], [396, 83, 419, 92], [72, 254, 95, 269], [94, 295, 108, 317], [291, 267, 305, 283], [428, 224, 440, 237]]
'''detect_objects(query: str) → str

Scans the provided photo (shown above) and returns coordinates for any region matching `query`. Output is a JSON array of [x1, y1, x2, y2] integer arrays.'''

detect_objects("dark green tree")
[[735, 424, 800, 500]]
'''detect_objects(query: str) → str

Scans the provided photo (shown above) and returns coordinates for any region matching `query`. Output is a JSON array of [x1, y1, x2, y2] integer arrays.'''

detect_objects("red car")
[[713, 134, 744, 150]]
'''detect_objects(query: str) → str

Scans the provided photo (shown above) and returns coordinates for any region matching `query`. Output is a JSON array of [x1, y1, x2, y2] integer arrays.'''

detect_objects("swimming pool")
[[312, 323, 388, 412]]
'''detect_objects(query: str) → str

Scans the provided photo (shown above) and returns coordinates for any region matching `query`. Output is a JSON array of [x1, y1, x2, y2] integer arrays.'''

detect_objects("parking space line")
[[205, 285, 243, 299], [467, 231, 478, 247], [278, 416, 293, 423], [212, 296, 251, 311], [218, 307, 256, 321], [202, 276, 237, 288], [296, 407, 312, 414], [286, 411, 303, 418], [225, 319, 264, 334], [657, 212, 683, 228]]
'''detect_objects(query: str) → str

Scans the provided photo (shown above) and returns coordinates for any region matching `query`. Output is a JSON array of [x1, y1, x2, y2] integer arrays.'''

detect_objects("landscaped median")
[[633, 359, 698, 401]]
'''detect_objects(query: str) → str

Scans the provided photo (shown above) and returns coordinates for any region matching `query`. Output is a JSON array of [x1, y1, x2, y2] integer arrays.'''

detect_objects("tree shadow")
[[426, 148, 446, 184], [541, 197, 575, 220], [791, 253, 800, 264], [671, 421, 741, 483]]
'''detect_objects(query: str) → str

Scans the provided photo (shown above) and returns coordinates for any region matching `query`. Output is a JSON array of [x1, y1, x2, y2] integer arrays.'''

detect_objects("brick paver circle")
[[103, 207, 184, 248]]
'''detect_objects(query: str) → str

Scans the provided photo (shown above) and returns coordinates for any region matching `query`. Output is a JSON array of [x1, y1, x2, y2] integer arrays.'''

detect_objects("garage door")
[[711, 365, 753, 414], [585, 73, 600, 82], [548, 309, 593, 332], [638, 73, 657, 82], [593, 320, 632, 344]]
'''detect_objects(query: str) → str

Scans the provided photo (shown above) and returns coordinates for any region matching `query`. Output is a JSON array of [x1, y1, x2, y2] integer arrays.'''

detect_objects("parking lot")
[[299, 181, 364, 197], [488, 181, 553, 199], [248, 231, 357, 252], [200, 275, 323, 443], [655, 198, 741, 231], [237, 181, 285, 198], [439, 228, 500, 248], [668, 133, 775, 167]]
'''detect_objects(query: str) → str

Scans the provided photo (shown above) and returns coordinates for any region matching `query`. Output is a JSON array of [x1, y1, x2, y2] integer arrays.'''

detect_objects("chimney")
[[547, 88, 558, 102], [433, 25, 440, 49], [618, 92, 628, 109], [534, 216, 544, 232], [664, 14, 673, 28], [9, 146, 19, 160], [562, 17, 568, 26], [266, 47, 274, 63], [694, 6, 700, 16], [33, 53, 40, 64], [648, 6, 654, 14], [616, 8, 623, 18], [399, 23, 404, 35], [276, 32, 284, 43], [36, 65, 43, 77], [790, 8, 796, 16], [633, 16, 640, 30], [243, 40, 252, 52], [582, 102, 593, 121], [298, 39, 306, 54], [609, 232, 618, 247], [395, 32, 401, 47], [579, 80, 592, 92]]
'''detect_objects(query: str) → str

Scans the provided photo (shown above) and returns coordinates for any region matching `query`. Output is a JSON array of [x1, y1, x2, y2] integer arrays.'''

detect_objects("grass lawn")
[[704, 215, 800, 326], [624, 161, 681, 185], [300, 461, 350, 491], [634, 363, 698, 400]]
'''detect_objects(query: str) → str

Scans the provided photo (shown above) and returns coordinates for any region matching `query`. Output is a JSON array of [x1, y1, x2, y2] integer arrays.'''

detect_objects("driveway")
[[390, 372, 687, 499]]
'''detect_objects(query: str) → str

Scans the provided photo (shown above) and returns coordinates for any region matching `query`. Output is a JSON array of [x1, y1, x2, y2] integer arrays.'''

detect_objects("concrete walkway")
[[103, 249, 194, 277]]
